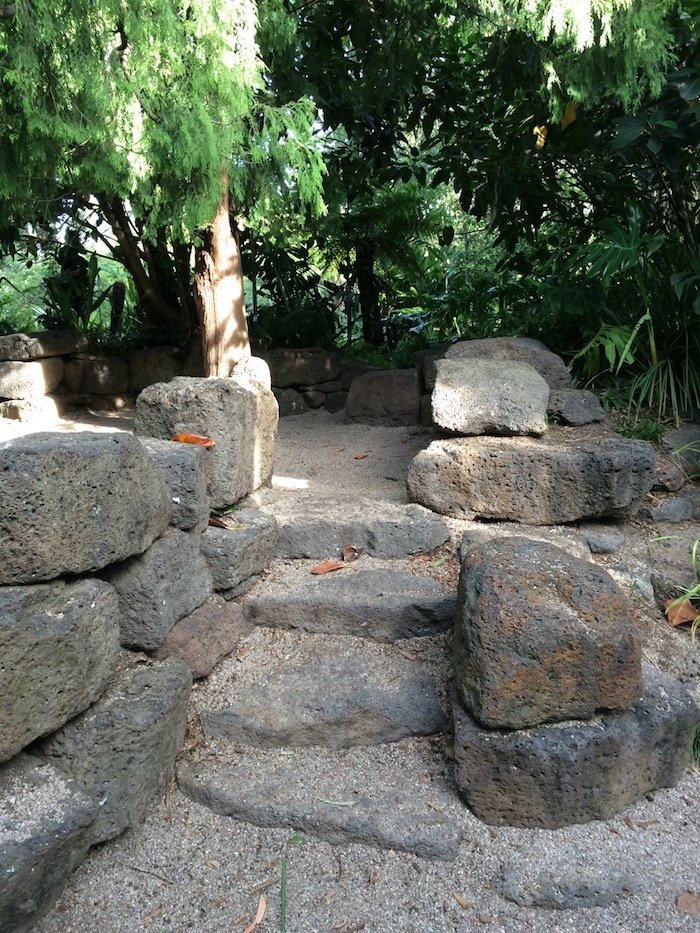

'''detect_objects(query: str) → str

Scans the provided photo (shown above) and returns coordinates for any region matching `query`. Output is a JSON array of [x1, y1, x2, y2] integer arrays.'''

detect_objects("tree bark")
[[355, 237, 383, 347], [194, 173, 251, 377]]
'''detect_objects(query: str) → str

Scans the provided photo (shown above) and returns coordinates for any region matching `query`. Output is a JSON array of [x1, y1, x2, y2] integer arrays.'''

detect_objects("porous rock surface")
[[0, 580, 121, 763], [431, 358, 549, 436], [345, 369, 421, 426], [407, 434, 655, 524], [454, 537, 643, 728], [547, 388, 606, 426], [140, 437, 211, 532], [201, 508, 279, 595], [0, 330, 80, 361], [443, 336, 570, 389], [0, 358, 64, 399], [0, 431, 170, 584]]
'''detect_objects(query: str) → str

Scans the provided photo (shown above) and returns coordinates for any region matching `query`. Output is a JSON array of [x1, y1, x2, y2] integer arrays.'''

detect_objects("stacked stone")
[[0, 360, 280, 930], [451, 537, 699, 828], [0, 330, 78, 422]]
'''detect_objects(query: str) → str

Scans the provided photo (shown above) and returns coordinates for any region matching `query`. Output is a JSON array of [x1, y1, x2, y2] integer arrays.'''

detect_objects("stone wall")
[[0, 365, 279, 931]]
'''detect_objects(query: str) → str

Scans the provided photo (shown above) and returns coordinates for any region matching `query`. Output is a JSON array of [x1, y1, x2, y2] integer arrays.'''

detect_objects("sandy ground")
[[3, 406, 699, 933]]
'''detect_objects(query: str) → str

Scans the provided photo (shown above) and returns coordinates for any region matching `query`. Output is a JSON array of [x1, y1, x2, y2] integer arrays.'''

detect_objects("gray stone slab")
[[345, 369, 421, 425], [455, 537, 642, 729], [103, 528, 213, 650], [452, 665, 698, 828], [201, 508, 278, 593], [0, 395, 66, 422], [0, 431, 170, 584], [202, 635, 447, 748], [41, 658, 192, 844], [261, 348, 343, 387], [458, 521, 590, 561], [62, 354, 129, 395], [0, 358, 63, 399], [443, 337, 570, 389], [274, 387, 310, 416], [255, 492, 450, 559], [495, 863, 640, 909], [646, 528, 700, 603], [140, 436, 211, 532], [0, 579, 121, 763], [547, 388, 606, 425], [0, 755, 97, 933], [407, 435, 655, 524], [128, 345, 185, 393], [177, 748, 462, 861], [639, 496, 695, 523], [432, 359, 549, 436], [241, 564, 456, 641], [0, 330, 80, 361], [578, 522, 626, 554]]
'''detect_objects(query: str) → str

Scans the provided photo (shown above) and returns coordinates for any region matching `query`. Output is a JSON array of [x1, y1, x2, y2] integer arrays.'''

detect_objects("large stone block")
[[548, 388, 605, 425], [0, 395, 66, 423], [41, 658, 192, 844], [432, 359, 549, 435], [0, 580, 121, 763], [260, 347, 343, 387], [201, 508, 278, 595], [103, 528, 213, 650], [0, 330, 81, 361], [452, 666, 698, 828], [443, 337, 570, 389], [128, 345, 185, 392], [0, 432, 171, 584], [0, 358, 63, 399], [407, 435, 655, 524], [0, 755, 97, 932], [140, 437, 211, 532], [455, 537, 643, 729], [345, 369, 421, 425], [134, 373, 278, 509], [62, 354, 129, 395]]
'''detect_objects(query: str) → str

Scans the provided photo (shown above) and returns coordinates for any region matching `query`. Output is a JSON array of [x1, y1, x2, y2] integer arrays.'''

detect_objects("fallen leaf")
[[451, 892, 472, 910], [664, 598, 700, 626], [623, 816, 634, 830], [677, 890, 700, 917], [170, 432, 215, 448], [354, 453, 369, 460], [429, 557, 447, 568], [318, 797, 358, 806], [342, 545, 360, 563], [310, 560, 345, 575], [368, 866, 378, 884], [243, 895, 267, 933], [208, 516, 228, 529]]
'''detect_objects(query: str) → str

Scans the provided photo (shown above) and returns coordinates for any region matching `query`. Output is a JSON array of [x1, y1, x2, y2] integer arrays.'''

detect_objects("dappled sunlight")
[[271, 474, 310, 491]]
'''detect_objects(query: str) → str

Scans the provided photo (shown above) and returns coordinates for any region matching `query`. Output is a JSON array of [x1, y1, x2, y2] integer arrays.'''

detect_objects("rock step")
[[240, 560, 456, 641], [245, 490, 450, 559], [177, 737, 463, 861], [194, 627, 449, 748]]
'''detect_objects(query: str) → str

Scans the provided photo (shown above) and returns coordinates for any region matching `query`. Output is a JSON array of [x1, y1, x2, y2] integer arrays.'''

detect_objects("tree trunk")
[[194, 174, 251, 377], [355, 237, 383, 347]]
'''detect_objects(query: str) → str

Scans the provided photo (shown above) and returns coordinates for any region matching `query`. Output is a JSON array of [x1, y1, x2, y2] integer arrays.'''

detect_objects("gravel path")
[[17, 407, 700, 933]]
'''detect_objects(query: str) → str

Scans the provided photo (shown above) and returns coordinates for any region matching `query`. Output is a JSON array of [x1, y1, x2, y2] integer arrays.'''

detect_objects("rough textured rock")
[[647, 528, 700, 603], [104, 528, 213, 650], [0, 330, 81, 361], [455, 537, 643, 729], [178, 751, 462, 861], [578, 523, 626, 554], [140, 437, 211, 532], [202, 635, 446, 748], [653, 456, 686, 492], [432, 359, 549, 436], [0, 358, 63, 399], [407, 435, 655, 524], [62, 355, 128, 395], [274, 387, 310, 417], [128, 345, 185, 392], [0, 431, 170, 584], [0, 580, 121, 763], [153, 596, 251, 679], [261, 348, 343, 387], [0, 755, 97, 933], [200, 508, 278, 595], [547, 388, 606, 425], [323, 389, 347, 412], [42, 659, 192, 844], [452, 666, 698, 828], [254, 492, 450, 559], [134, 374, 278, 509], [345, 369, 421, 425], [639, 496, 695, 523], [458, 522, 590, 561], [0, 395, 65, 422], [242, 565, 456, 641], [443, 337, 570, 389], [495, 863, 639, 909]]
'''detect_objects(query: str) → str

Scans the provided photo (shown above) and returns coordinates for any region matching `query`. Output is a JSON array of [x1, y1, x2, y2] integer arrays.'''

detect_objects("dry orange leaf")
[[208, 515, 228, 529], [664, 598, 700, 626], [170, 432, 215, 448], [310, 560, 345, 575], [677, 891, 700, 917], [243, 894, 267, 933], [451, 891, 473, 910], [354, 453, 369, 460], [342, 545, 360, 563]]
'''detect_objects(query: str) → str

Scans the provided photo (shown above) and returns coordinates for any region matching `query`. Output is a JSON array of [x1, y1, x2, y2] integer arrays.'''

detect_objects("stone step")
[[245, 490, 450, 559], [177, 737, 463, 861], [194, 627, 449, 748], [240, 560, 456, 641]]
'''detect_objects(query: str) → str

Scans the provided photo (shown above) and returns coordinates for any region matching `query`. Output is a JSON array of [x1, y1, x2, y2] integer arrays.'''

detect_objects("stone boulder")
[[104, 528, 213, 650], [0, 395, 66, 423], [134, 373, 278, 510], [201, 508, 278, 596], [0, 330, 81, 361], [432, 359, 549, 436], [0, 358, 63, 399], [140, 437, 211, 532], [274, 387, 310, 417], [41, 658, 192, 844], [443, 337, 570, 389], [407, 434, 655, 524], [0, 755, 97, 932], [62, 354, 129, 395], [455, 537, 643, 729], [452, 666, 698, 828], [0, 432, 171, 584], [548, 388, 605, 426], [128, 345, 185, 393], [0, 580, 121, 763], [345, 369, 421, 425], [260, 348, 343, 387]]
